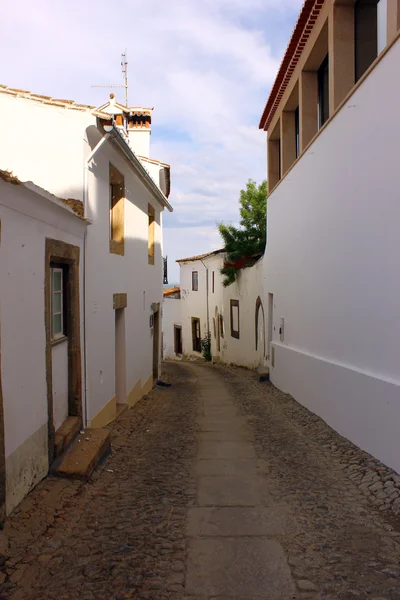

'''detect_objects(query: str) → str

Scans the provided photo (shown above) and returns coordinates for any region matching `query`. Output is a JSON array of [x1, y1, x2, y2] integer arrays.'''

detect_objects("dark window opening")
[[174, 325, 182, 355], [191, 318, 201, 352], [355, 0, 379, 81], [230, 299, 240, 339], [295, 106, 300, 158], [318, 54, 329, 129], [192, 271, 199, 291]]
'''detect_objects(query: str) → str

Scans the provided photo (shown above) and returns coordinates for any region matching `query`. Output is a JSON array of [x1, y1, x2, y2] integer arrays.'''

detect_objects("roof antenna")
[[121, 50, 128, 107], [91, 51, 129, 106]]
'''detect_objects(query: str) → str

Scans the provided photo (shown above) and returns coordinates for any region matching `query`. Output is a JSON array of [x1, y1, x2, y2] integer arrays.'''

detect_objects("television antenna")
[[91, 50, 129, 107]]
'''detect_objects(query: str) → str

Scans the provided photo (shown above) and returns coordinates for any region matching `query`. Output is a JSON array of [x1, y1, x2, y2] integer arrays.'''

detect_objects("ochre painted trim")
[[90, 396, 117, 429], [141, 374, 153, 396], [128, 379, 142, 407], [113, 293, 127, 310]]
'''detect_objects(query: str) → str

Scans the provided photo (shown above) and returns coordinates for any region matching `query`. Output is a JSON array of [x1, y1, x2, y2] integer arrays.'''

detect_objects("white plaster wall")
[[52, 341, 69, 431], [179, 261, 208, 357], [128, 129, 151, 158], [214, 257, 266, 369], [0, 180, 86, 511], [162, 297, 182, 360], [85, 137, 164, 420], [0, 94, 93, 200], [263, 39, 400, 472]]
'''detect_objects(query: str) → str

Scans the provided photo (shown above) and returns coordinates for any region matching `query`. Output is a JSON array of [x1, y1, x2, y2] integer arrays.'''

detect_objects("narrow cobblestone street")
[[1, 361, 400, 600]]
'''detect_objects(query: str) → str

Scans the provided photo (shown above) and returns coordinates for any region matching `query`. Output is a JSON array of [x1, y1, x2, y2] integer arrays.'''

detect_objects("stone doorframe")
[[45, 239, 82, 465]]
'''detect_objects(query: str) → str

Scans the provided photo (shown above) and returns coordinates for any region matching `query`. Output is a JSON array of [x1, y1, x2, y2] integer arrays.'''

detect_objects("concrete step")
[[54, 416, 81, 458], [55, 428, 111, 479]]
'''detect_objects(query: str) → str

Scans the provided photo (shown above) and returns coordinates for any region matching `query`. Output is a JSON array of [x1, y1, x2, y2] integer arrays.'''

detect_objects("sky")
[[1, 0, 302, 282]]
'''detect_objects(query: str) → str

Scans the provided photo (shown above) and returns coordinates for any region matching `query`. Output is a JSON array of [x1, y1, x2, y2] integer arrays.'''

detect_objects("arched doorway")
[[255, 296, 265, 364]]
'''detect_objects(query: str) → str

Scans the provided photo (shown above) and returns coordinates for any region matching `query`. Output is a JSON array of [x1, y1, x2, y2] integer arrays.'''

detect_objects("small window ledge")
[[51, 335, 68, 347]]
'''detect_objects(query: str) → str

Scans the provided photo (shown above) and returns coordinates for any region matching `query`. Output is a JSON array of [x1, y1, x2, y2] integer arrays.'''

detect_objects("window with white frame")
[[51, 267, 64, 340], [192, 271, 199, 291]]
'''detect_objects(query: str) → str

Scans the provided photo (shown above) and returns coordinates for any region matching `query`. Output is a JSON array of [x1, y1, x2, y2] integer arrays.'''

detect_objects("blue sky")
[[1, 0, 302, 282]]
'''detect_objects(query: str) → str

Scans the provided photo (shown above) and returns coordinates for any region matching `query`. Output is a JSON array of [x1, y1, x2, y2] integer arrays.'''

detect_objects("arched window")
[[255, 296, 265, 355]]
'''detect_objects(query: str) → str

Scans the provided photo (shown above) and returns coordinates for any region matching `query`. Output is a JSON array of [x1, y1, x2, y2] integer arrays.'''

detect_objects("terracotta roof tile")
[[0, 169, 22, 185], [0, 85, 111, 119], [176, 249, 225, 263], [259, 0, 325, 131], [163, 286, 180, 297]]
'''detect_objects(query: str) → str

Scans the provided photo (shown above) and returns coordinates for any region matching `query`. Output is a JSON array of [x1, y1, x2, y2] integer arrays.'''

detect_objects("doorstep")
[[54, 416, 81, 458], [55, 428, 111, 479]]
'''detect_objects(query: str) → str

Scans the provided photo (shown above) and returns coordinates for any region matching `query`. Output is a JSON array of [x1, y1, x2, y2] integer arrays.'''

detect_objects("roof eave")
[[108, 126, 173, 212]]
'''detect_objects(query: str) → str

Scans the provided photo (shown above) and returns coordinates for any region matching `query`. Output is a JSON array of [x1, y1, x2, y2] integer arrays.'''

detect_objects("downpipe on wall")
[[82, 132, 111, 427]]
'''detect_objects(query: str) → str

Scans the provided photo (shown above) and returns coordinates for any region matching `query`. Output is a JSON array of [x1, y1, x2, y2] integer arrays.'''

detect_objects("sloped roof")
[[0, 169, 85, 220], [163, 286, 180, 297], [259, 0, 325, 131], [96, 97, 153, 116], [0, 85, 111, 119], [176, 249, 225, 263]]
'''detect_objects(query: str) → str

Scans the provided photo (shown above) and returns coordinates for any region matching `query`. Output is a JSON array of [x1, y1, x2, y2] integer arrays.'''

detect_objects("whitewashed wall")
[[0, 94, 92, 200], [179, 261, 208, 357], [85, 135, 165, 421], [263, 38, 400, 473], [162, 297, 182, 360], [206, 255, 266, 369], [0, 92, 168, 428], [175, 253, 267, 368], [0, 180, 86, 513]]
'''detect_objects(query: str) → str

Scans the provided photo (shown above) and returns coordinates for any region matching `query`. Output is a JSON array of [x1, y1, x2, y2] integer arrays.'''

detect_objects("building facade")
[[0, 173, 87, 514], [260, 0, 400, 471], [0, 87, 172, 513], [163, 250, 267, 370]]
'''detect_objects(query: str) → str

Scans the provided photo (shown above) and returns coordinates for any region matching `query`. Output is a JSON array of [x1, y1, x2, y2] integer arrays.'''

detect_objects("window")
[[213, 317, 216, 339], [377, 0, 387, 53], [317, 54, 329, 129], [355, 0, 384, 81], [212, 271, 215, 293], [230, 299, 240, 339], [51, 267, 65, 340], [295, 106, 300, 159], [109, 164, 125, 256], [192, 271, 199, 291], [174, 325, 182, 355], [191, 318, 201, 352], [148, 204, 155, 265]]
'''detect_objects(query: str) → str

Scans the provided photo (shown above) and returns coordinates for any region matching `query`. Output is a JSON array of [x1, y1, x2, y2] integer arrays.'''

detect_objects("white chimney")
[[127, 109, 152, 158]]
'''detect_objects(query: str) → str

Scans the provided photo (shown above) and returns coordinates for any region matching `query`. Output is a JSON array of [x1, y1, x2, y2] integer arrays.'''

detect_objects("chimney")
[[127, 109, 152, 158]]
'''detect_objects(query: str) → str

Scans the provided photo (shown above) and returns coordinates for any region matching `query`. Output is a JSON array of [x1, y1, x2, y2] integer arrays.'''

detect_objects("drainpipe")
[[200, 259, 210, 336], [82, 132, 111, 427]]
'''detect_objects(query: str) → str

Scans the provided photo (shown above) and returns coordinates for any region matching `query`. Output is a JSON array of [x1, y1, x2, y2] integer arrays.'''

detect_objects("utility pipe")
[[200, 259, 210, 336]]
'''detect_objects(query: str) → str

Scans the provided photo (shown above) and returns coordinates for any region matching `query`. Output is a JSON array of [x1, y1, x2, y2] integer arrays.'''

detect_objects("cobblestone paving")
[[0, 363, 198, 600], [1, 360, 400, 599], [215, 362, 400, 600]]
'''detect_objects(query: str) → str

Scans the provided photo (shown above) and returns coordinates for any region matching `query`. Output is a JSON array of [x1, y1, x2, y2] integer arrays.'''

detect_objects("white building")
[[163, 250, 267, 370], [259, 0, 400, 471], [0, 87, 172, 513], [0, 171, 86, 515]]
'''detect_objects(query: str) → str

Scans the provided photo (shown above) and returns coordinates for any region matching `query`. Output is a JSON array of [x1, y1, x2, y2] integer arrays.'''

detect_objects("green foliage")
[[200, 332, 212, 361], [218, 179, 268, 287]]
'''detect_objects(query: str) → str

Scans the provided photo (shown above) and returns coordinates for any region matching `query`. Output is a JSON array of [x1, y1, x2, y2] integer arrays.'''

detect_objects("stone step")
[[54, 416, 81, 458], [55, 428, 111, 479]]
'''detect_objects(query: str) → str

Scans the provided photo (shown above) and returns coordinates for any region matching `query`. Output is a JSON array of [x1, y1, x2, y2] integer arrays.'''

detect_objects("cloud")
[[0, 0, 302, 281]]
